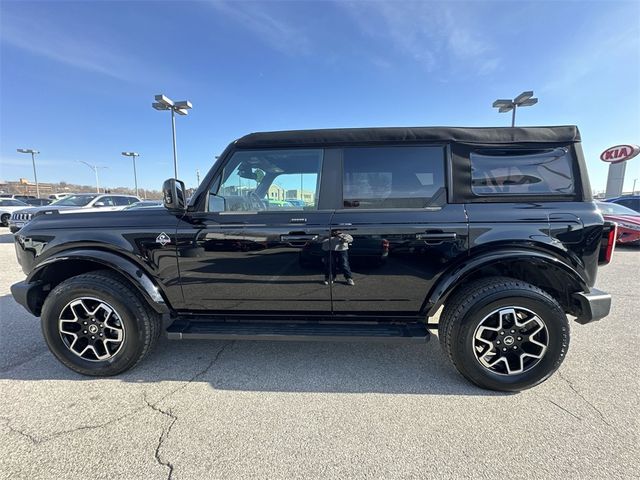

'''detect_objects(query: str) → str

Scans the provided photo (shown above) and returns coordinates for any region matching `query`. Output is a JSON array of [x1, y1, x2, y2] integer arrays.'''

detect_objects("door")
[[329, 145, 468, 316], [176, 148, 333, 313]]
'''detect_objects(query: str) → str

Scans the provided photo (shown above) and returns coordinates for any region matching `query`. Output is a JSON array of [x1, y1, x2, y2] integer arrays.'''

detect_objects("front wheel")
[[1, 213, 9, 227], [41, 270, 160, 376], [439, 277, 569, 392]]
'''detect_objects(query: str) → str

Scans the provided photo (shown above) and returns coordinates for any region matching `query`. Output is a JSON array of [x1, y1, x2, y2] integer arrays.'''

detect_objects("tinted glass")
[[616, 198, 640, 212], [342, 146, 445, 209], [211, 149, 323, 212], [113, 196, 131, 206], [55, 195, 98, 206], [471, 147, 575, 196]]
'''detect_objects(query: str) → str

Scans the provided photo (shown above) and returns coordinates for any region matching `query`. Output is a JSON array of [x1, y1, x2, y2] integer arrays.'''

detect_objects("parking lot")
[[0, 229, 637, 479]]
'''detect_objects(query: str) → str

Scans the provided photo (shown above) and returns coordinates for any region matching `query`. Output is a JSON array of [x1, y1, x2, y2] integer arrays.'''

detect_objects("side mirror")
[[94, 201, 105, 207], [162, 178, 186, 211]]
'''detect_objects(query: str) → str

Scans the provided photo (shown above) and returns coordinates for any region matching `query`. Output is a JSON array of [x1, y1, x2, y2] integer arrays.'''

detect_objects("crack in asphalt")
[[145, 396, 177, 480], [558, 371, 613, 427], [0, 341, 234, 447], [547, 400, 582, 421], [0, 417, 39, 444]]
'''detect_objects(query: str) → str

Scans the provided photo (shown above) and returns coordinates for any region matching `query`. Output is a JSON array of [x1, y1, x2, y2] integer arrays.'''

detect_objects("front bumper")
[[10, 280, 44, 316], [572, 288, 612, 325]]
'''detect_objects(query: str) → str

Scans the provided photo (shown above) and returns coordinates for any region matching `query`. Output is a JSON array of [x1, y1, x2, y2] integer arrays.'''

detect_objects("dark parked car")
[[11, 126, 615, 391], [605, 194, 640, 213]]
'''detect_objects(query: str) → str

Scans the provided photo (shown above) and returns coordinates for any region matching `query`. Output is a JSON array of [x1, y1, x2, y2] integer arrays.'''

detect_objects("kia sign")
[[600, 144, 640, 164]]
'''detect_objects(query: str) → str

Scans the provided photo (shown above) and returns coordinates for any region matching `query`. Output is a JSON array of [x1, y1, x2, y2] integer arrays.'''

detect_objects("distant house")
[[268, 184, 286, 201]]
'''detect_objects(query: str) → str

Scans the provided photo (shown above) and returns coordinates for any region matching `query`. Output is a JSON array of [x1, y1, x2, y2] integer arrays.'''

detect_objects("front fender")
[[424, 248, 589, 317], [29, 249, 169, 314]]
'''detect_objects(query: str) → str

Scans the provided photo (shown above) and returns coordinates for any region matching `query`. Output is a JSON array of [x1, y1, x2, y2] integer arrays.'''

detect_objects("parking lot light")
[[492, 91, 539, 127], [121, 152, 140, 197], [78, 160, 108, 193], [152, 94, 193, 179], [16, 148, 40, 198]]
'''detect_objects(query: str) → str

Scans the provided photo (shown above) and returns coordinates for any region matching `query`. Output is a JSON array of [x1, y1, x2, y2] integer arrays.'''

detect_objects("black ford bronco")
[[11, 126, 616, 391]]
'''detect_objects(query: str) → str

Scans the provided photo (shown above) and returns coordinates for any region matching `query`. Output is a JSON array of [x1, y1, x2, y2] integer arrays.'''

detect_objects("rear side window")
[[342, 146, 445, 209], [470, 147, 575, 196]]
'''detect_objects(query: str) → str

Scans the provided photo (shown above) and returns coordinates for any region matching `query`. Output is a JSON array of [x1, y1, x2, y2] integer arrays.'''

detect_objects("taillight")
[[598, 222, 618, 266]]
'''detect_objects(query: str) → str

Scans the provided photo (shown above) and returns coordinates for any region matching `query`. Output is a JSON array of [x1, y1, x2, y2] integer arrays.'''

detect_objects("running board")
[[166, 320, 430, 343]]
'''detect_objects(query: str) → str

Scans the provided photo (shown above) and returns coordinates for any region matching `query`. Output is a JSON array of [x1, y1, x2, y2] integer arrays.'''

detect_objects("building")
[[285, 188, 315, 205]]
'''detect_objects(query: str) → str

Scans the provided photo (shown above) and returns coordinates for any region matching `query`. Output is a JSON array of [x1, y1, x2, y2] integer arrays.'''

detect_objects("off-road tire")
[[41, 270, 160, 376], [439, 276, 570, 392]]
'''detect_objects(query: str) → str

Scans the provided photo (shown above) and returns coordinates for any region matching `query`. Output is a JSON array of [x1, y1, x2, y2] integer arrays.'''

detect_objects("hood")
[[15, 205, 80, 215]]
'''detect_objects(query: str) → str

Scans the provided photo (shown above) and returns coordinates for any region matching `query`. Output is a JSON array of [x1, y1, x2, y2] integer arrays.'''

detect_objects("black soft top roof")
[[235, 126, 580, 149]]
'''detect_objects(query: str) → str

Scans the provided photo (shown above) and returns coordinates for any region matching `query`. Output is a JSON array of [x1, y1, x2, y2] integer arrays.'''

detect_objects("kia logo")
[[600, 144, 640, 164]]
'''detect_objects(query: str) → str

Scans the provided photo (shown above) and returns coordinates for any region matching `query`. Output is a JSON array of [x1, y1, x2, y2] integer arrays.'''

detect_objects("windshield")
[[0, 199, 29, 206], [597, 202, 640, 216], [54, 195, 99, 207]]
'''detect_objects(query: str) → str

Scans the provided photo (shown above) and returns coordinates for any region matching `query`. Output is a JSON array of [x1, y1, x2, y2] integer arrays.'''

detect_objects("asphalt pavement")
[[0, 229, 638, 479]]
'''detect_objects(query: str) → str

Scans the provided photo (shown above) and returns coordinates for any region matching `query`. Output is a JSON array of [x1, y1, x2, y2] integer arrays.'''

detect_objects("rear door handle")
[[280, 234, 318, 242], [416, 232, 457, 241]]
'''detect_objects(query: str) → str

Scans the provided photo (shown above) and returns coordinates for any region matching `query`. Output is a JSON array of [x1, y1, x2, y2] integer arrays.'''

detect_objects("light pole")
[[152, 94, 192, 179], [196, 169, 200, 186], [121, 152, 140, 197], [492, 91, 538, 127], [17, 148, 40, 198], [78, 161, 108, 193]]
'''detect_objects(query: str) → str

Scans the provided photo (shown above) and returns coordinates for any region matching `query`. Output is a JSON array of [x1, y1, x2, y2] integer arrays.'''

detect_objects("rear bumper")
[[572, 288, 611, 324]]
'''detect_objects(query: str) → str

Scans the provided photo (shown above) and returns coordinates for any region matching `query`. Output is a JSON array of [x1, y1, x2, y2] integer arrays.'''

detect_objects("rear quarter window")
[[470, 147, 575, 196]]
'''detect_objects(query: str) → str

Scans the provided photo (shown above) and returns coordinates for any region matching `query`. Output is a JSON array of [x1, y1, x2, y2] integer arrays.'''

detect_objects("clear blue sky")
[[1, 0, 639, 193]]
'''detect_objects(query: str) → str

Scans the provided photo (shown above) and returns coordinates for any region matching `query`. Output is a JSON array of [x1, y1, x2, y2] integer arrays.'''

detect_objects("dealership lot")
[[0, 230, 638, 479]]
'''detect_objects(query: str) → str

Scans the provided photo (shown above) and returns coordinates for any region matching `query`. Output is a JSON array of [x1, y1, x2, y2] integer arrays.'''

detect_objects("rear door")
[[330, 145, 468, 316]]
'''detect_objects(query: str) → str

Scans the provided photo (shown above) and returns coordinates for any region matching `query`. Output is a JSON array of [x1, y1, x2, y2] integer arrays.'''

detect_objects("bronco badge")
[[156, 232, 171, 246]]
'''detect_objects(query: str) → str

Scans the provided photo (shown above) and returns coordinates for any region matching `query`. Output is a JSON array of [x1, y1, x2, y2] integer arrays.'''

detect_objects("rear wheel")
[[41, 270, 160, 376], [1, 214, 9, 227], [439, 277, 569, 391]]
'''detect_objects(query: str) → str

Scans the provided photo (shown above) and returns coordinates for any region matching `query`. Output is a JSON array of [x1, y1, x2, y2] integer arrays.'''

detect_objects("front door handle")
[[416, 232, 457, 241]]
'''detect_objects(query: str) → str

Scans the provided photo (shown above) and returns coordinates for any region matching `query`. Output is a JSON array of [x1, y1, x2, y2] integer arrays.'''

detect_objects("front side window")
[[342, 146, 446, 209], [209, 149, 323, 212], [112, 196, 131, 206], [471, 147, 575, 196], [97, 196, 115, 206]]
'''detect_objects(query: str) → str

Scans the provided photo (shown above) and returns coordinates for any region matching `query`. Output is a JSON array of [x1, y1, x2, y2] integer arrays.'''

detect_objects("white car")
[[49, 193, 74, 200], [0, 198, 31, 226], [9, 193, 141, 232]]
